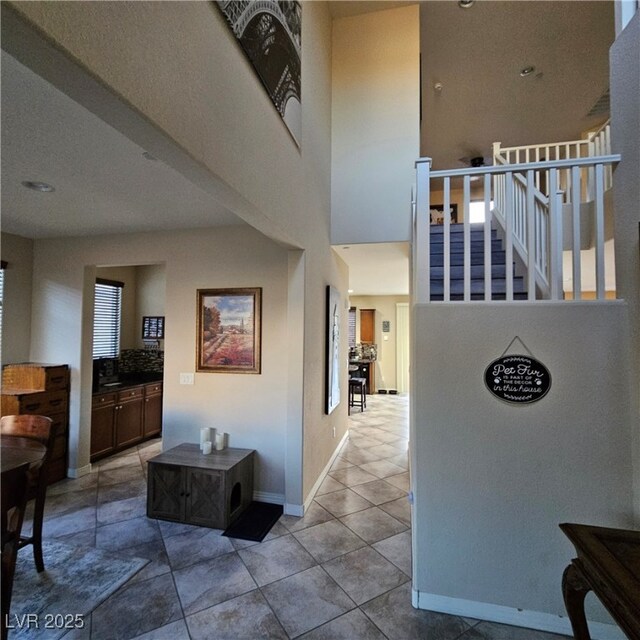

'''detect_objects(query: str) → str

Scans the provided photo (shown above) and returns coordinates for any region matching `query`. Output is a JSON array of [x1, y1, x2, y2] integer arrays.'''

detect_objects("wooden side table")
[[560, 523, 640, 640], [147, 444, 254, 529]]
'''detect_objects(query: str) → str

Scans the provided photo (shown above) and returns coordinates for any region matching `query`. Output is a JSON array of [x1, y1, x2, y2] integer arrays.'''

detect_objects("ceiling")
[[334, 243, 410, 296], [1, 2, 615, 295], [1, 51, 243, 239]]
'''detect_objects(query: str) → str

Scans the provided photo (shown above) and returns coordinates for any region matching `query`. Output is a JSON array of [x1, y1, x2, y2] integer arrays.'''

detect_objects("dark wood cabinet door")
[[115, 397, 143, 448], [91, 403, 116, 458], [185, 469, 224, 528], [143, 393, 162, 437], [360, 309, 375, 343], [147, 463, 184, 521]]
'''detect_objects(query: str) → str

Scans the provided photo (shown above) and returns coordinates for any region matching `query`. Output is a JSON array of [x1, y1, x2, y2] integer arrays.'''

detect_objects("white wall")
[[349, 294, 409, 390], [331, 6, 420, 245], [1, 233, 33, 363], [7, 1, 347, 508], [411, 302, 634, 635], [610, 11, 640, 521]]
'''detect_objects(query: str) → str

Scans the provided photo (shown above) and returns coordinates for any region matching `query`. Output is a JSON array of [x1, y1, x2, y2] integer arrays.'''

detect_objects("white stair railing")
[[414, 153, 620, 304], [493, 120, 612, 200]]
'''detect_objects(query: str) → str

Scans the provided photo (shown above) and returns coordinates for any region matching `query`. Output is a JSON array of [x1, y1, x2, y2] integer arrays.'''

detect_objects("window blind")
[[93, 278, 123, 358], [348, 307, 357, 347]]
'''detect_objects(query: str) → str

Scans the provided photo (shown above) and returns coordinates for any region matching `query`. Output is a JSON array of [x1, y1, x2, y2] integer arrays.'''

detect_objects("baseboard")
[[303, 429, 350, 513], [253, 491, 284, 505], [67, 464, 92, 478], [284, 503, 304, 517], [412, 590, 625, 640]]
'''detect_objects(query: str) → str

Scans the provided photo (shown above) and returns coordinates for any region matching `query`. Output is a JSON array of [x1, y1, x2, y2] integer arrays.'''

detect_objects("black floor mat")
[[222, 501, 284, 542]]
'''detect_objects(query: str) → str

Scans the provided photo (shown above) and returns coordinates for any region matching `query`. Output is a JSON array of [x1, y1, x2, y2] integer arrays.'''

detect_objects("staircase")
[[429, 223, 527, 301]]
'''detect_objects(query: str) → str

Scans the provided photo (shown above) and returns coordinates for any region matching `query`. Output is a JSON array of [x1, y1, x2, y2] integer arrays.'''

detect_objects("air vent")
[[587, 89, 610, 118]]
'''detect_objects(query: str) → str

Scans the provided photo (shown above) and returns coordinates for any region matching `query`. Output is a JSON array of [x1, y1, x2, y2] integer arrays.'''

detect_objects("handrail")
[[423, 155, 621, 177], [414, 153, 620, 303]]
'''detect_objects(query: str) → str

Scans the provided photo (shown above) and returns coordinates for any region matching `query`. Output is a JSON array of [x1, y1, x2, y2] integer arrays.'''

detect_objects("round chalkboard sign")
[[484, 354, 551, 404]]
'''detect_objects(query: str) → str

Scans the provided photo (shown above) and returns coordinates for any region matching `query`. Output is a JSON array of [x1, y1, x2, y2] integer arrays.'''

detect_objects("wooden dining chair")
[[0, 415, 56, 573], [1, 462, 31, 640]]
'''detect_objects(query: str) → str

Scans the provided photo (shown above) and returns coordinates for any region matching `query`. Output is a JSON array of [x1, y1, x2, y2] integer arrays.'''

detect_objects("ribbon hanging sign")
[[484, 337, 551, 404]]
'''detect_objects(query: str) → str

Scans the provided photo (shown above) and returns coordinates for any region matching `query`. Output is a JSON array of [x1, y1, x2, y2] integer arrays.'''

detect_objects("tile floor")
[[25, 394, 567, 639]]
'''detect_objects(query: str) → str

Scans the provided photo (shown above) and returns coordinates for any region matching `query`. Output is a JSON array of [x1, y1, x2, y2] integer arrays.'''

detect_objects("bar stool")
[[349, 377, 367, 413]]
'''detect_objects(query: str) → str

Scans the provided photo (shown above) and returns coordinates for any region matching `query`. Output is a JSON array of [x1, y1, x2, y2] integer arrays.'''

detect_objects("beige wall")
[[7, 1, 346, 509], [412, 302, 633, 633], [32, 227, 293, 498], [349, 295, 409, 390], [1, 233, 34, 364], [611, 11, 640, 520], [331, 5, 420, 245]]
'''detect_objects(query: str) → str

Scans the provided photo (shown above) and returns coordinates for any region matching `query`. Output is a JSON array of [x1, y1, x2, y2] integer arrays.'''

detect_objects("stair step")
[[430, 292, 530, 301], [430, 228, 497, 241], [429, 278, 525, 295], [430, 264, 509, 279], [431, 251, 506, 267], [430, 240, 504, 254]]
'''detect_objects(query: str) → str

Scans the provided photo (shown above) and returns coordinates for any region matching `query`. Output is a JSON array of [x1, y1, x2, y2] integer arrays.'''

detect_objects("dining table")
[[1, 435, 46, 473]]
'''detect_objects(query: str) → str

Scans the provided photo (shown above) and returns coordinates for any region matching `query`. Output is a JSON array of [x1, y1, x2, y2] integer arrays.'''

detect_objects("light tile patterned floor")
[[24, 394, 568, 639]]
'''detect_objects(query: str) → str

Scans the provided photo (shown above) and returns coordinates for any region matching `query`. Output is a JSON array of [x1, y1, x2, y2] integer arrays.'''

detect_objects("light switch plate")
[[179, 372, 194, 385]]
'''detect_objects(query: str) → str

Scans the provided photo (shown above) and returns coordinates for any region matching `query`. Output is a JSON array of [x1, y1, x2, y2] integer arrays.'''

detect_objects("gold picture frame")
[[196, 288, 262, 374]]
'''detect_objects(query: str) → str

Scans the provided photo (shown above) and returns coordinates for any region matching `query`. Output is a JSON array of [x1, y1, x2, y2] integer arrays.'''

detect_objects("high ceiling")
[[1, 1, 615, 295]]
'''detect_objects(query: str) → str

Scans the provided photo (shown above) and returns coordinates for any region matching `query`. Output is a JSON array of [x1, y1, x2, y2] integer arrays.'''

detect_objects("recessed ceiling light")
[[22, 180, 55, 193], [458, 0, 475, 8], [348, 289, 354, 294], [520, 66, 536, 77]]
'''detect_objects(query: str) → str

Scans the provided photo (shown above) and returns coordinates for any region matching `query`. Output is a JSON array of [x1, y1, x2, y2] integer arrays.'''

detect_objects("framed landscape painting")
[[197, 288, 262, 374]]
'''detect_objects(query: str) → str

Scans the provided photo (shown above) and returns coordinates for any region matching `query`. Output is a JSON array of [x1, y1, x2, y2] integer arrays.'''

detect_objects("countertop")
[[94, 372, 162, 395]]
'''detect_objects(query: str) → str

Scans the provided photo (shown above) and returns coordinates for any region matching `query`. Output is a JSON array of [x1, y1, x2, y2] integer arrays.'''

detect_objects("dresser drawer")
[[18, 390, 68, 416], [43, 366, 70, 391], [51, 433, 68, 460]]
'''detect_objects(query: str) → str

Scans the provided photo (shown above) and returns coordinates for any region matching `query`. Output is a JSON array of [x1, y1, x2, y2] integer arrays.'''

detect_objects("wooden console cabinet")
[[147, 444, 254, 529], [1, 363, 70, 484], [91, 382, 162, 461]]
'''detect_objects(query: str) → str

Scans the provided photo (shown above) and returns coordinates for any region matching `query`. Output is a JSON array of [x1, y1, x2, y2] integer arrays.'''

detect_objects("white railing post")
[[526, 170, 536, 300], [463, 176, 471, 301], [594, 163, 605, 299], [505, 172, 514, 302], [415, 159, 432, 303], [549, 168, 564, 300], [483, 174, 492, 301], [443, 177, 451, 302], [571, 165, 582, 299]]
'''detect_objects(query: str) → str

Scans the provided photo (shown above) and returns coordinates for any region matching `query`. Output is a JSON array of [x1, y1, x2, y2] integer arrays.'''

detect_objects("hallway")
[[24, 395, 565, 639]]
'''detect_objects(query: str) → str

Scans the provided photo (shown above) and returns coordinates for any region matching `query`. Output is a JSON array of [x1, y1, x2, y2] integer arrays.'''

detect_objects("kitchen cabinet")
[[143, 382, 163, 437], [1, 363, 70, 484], [147, 443, 254, 529], [349, 360, 375, 394], [91, 381, 162, 461]]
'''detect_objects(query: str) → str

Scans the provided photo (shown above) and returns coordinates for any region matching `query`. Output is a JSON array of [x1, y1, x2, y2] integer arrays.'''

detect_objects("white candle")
[[215, 432, 225, 451], [200, 427, 211, 451], [202, 440, 212, 455]]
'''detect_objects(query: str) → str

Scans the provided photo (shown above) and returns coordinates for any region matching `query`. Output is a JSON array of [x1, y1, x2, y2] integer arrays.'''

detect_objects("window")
[[348, 307, 357, 348], [93, 278, 123, 358], [469, 200, 495, 224]]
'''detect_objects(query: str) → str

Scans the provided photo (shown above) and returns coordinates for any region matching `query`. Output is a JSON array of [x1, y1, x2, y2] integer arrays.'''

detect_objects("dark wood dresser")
[[1, 363, 70, 484]]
